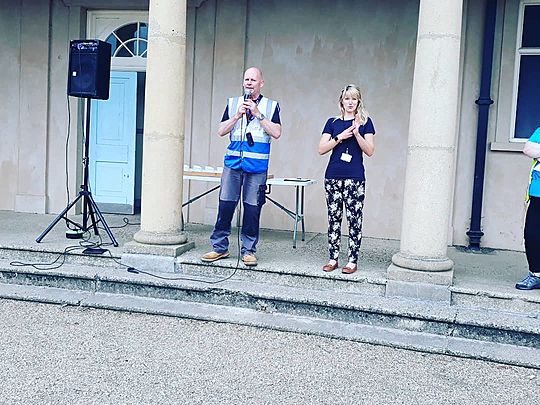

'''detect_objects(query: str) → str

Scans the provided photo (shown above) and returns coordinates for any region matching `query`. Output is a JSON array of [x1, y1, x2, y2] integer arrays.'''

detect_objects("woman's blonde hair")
[[338, 84, 368, 125]]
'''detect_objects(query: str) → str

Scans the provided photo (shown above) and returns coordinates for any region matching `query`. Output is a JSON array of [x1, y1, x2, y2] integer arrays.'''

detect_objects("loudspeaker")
[[67, 40, 112, 100]]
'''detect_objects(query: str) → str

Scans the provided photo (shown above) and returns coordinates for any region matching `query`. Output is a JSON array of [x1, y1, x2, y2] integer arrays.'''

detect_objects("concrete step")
[[0, 259, 538, 368], [178, 259, 387, 297], [451, 284, 540, 315], [3, 244, 540, 318], [177, 257, 540, 316], [0, 282, 538, 369]]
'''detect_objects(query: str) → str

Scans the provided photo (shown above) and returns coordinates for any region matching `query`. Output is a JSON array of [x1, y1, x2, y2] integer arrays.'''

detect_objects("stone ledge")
[[122, 241, 195, 273], [123, 240, 195, 257], [386, 279, 451, 303]]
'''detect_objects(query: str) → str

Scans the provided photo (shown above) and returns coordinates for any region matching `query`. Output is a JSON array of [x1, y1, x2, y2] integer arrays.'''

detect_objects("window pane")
[[115, 45, 132, 57], [105, 35, 117, 56], [136, 24, 148, 56], [514, 55, 540, 139], [522, 5, 540, 47], [138, 23, 148, 40], [115, 23, 137, 42], [138, 40, 148, 57]]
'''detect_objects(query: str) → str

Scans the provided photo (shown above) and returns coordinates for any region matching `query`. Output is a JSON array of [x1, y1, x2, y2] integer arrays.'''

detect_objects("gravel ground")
[[0, 299, 538, 405]]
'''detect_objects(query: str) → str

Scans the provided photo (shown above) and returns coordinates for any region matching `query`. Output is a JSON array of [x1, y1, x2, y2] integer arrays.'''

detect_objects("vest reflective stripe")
[[227, 140, 271, 155], [528, 159, 540, 200], [225, 95, 278, 173], [226, 149, 270, 160], [228, 96, 274, 144], [230, 131, 272, 143]]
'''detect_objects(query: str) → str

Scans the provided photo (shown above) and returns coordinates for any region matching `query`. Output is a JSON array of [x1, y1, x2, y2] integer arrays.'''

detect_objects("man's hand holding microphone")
[[233, 89, 255, 120], [241, 89, 256, 146]]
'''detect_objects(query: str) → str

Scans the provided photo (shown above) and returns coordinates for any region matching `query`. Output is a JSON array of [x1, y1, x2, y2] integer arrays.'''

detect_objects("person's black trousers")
[[525, 196, 540, 273]]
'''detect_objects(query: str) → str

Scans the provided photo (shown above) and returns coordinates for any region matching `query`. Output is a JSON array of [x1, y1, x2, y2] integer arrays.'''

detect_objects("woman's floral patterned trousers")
[[324, 178, 365, 263]]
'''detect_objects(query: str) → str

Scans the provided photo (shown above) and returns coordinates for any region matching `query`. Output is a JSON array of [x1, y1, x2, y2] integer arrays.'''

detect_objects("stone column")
[[126, 0, 194, 271], [387, 0, 463, 301]]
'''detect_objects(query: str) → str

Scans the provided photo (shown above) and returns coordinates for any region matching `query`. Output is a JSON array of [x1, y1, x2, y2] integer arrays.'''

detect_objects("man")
[[516, 127, 540, 290], [201, 67, 282, 267]]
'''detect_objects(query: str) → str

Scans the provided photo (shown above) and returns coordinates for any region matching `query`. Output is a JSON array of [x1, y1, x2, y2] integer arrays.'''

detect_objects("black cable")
[[109, 246, 243, 284], [14, 93, 96, 271], [80, 230, 104, 248], [65, 94, 72, 205], [18, 94, 243, 282], [20, 57, 132, 271], [99, 217, 140, 229], [9, 248, 75, 271], [63, 94, 79, 232], [118, 175, 244, 284], [122, 98, 250, 284], [10, 230, 94, 271]]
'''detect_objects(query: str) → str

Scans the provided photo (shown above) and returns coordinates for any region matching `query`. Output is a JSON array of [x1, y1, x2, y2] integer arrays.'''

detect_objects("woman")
[[318, 84, 375, 274]]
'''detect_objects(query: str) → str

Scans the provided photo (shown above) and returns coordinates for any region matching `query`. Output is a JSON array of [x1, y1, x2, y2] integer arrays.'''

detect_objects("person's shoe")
[[323, 261, 338, 272], [242, 253, 258, 267], [201, 251, 230, 263], [342, 264, 357, 274], [515, 273, 540, 290]]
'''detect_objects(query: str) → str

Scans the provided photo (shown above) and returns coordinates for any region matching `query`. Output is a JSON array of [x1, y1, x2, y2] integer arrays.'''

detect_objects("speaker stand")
[[36, 98, 118, 247]]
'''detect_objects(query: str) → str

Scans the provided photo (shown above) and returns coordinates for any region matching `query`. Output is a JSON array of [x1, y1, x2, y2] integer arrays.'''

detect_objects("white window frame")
[[509, 0, 540, 141], [87, 10, 149, 72], [491, 0, 540, 151]]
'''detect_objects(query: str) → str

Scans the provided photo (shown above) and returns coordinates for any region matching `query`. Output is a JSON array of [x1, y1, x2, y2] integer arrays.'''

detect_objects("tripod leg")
[[36, 194, 83, 243], [84, 194, 100, 235], [87, 195, 119, 247]]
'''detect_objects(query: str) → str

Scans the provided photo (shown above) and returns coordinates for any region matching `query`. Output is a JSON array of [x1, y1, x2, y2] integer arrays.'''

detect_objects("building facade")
[[1, 0, 539, 293]]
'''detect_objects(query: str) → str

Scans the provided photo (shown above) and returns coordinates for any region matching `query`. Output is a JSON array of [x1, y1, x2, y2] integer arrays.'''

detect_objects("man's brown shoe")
[[201, 251, 230, 263], [242, 254, 257, 267]]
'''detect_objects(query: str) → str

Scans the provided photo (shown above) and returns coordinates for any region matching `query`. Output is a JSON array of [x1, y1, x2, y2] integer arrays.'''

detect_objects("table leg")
[[300, 186, 305, 241], [181, 184, 221, 231], [293, 185, 300, 248]]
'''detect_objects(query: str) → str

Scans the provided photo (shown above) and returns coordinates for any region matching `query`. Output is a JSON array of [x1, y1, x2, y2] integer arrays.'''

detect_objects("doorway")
[[87, 11, 148, 214]]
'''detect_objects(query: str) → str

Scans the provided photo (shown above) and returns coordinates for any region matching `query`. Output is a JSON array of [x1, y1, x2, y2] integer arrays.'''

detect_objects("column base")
[[391, 251, 454, 272], [386, 263, 454, 303], [122, 240, 195, 273], [134, 229, 188, 245]]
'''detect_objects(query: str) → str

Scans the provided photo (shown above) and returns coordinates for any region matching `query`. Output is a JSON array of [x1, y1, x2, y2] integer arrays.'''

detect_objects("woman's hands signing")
[[338, 126, 355, 142]]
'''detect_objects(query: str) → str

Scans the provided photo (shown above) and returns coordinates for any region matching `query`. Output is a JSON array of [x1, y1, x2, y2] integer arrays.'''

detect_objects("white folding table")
[[265, 178, 317, 248], [182, 173, 317, 248]]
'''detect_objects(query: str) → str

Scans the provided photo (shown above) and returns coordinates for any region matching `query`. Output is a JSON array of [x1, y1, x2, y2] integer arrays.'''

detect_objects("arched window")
[[105, 22, 148, 58]]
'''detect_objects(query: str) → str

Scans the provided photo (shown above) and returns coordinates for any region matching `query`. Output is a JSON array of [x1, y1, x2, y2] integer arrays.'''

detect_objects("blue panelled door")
[[89, 71, 138, 214]]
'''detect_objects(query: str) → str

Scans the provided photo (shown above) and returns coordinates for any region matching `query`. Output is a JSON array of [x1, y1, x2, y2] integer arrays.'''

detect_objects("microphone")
[[246, 132, 254, 147], [244, 89, 252, 101]]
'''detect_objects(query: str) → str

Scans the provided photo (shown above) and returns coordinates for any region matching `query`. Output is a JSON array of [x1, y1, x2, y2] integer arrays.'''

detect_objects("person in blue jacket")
[[201, 67, 282, 267], [318, 84, 375, 274], [516, 127, 540, 290]]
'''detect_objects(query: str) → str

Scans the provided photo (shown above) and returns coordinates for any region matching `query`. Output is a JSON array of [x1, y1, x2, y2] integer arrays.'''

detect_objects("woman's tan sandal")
[[342, 264, 357, 274], [323, 262, 339, 272]]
